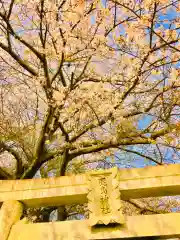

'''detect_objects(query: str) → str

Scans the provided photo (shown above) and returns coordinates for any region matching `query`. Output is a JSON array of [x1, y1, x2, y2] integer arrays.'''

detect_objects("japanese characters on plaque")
[[87, 168, 125, 227], [99, 177, 111, 215]]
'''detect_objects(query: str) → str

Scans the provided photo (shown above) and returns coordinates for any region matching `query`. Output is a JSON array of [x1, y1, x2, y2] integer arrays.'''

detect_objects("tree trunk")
[[20, 160, 43, 179], [56, 149, 69, 221], [57, 206, 67, 221]]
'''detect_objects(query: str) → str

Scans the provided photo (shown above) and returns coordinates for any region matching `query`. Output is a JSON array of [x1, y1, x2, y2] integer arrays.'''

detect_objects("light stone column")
[[0, 200, 24, 240]]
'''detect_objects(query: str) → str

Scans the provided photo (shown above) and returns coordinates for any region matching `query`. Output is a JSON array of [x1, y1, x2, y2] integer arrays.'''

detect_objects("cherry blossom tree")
[[0, 0, 179, 226]]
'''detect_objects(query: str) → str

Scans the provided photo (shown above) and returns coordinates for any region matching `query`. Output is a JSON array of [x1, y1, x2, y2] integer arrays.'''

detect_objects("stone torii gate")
[[0, 163, 180, 240]]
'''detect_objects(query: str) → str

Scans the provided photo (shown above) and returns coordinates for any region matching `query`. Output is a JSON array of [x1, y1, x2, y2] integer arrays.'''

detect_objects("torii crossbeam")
[[0, 163, 180, 240]]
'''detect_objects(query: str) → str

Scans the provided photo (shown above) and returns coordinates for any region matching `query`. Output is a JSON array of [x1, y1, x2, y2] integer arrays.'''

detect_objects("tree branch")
[[118, 147, 163, 165], [69, 122, 177, 159], [151, 124, 176, 139], [52, 52, 65, 83], [127, 199, 166, 214], [58, 122, 69, 142], [69, 138, 152, 159], [20, 107, 56, 179], [69, 114, 111, 142], [0, 167, 12, 180], [0, 12, 44, 61], [149, 2, 157, 49], [0, 42, 38, 76], [7, 0, 15, 19]]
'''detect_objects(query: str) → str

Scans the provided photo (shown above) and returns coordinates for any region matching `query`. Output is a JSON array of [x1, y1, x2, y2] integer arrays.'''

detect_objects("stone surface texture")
[[0, 200, 23, 240], [0, 164, 179, 239]]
